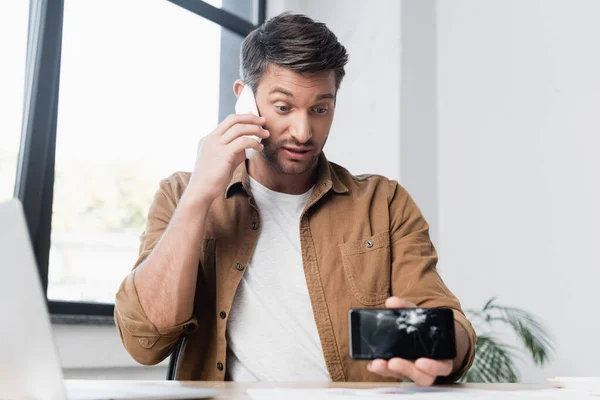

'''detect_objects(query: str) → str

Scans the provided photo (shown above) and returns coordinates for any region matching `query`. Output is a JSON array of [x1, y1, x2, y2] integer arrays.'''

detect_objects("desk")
[[176, 382, 551, 399]]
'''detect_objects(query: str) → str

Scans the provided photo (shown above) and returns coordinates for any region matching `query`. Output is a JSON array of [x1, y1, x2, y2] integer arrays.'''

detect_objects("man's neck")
[[247, 156, 318, 195]]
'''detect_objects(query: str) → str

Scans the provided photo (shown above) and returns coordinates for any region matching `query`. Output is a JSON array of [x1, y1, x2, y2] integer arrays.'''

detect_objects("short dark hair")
[[240, 13, 349, 94]]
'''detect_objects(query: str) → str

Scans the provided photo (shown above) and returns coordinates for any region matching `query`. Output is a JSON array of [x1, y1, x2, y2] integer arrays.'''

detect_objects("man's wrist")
[[179, 188, 214, 214]]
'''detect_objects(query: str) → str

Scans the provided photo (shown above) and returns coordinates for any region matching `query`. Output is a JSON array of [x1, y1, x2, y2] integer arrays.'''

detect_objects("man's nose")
[[289, 114, 312, 143]]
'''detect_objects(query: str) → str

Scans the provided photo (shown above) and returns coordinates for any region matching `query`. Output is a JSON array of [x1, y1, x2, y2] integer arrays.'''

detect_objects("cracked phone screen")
[[350, 308, 456, 360]]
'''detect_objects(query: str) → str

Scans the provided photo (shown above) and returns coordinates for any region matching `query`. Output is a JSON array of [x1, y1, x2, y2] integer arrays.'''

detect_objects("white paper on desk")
[[247, 387, 598, 400], [65, 380, 220, 400], [549, 377, 600, 395]]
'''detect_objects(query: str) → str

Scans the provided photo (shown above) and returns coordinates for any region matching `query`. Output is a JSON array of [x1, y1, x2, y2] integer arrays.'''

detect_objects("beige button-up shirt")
[[114, 154, 476, 382]]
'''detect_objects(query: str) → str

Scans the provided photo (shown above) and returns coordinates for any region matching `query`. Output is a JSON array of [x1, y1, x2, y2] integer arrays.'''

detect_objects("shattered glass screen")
[[350, 308, 456, 360]]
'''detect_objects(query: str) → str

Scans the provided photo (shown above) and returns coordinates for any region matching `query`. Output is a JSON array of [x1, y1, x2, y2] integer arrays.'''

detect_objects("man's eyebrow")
[[267, 87, 335, 101], [316, 93, 335, 101], [268, 87, 294, 97]]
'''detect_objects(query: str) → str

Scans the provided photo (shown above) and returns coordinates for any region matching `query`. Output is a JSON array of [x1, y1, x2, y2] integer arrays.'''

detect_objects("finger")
[[385, 296, 417, 309], [415, 358, 453, 377], [367, 359, 404, 379], [387, 358, 435, 386], [229, 136, 264, 156], [221, 123, 269, 145], [215, 114, 266, 136]]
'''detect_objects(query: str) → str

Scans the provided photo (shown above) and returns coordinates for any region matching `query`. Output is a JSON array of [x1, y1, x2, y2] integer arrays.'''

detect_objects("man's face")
[[253, 65, 337, 175]]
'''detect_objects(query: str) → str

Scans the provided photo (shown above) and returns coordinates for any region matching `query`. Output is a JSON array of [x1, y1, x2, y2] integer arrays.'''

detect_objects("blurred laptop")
[[0, 199, 219, 400]]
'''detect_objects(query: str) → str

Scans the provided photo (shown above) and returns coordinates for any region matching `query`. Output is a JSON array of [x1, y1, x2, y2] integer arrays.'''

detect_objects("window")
[[17, 0, 265, 316], [49, 0, 224, 304], [0, 3, 29, 202], [204, 0, 259, 24]]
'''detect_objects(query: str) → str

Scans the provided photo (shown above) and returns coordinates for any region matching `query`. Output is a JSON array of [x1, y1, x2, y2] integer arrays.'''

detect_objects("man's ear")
[[233, 80, 245, 98]]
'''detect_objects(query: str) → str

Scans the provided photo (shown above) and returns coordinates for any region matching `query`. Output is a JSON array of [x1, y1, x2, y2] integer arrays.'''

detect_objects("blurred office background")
[[1, 0, 598, 382]]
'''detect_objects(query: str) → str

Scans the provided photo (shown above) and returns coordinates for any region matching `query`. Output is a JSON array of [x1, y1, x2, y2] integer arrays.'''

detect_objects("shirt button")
[[235, 263, 245, 271], [251, 221, 259, 230], [219, 311, 227, 319], [216, 362, 224, 371], [365, 240, 374, 248]]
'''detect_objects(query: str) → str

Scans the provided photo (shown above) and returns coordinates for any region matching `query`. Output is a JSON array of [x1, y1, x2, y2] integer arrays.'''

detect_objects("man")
[[115, 13, 476, 385]]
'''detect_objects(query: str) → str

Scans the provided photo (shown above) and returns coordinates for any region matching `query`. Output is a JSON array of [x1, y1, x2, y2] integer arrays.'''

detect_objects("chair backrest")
[[166, 338, 184, 380]]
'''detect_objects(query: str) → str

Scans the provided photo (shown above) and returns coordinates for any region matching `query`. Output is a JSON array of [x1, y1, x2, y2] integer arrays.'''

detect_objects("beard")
[[260, 136, 324, 175]]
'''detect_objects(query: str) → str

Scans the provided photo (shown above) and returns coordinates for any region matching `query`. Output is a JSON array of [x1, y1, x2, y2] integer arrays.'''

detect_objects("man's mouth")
[[283, 146, 311, 154], [281, 146, 313, 160]]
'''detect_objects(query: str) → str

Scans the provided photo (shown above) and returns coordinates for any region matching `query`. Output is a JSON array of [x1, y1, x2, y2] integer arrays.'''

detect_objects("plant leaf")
[[483, 297, 497, 311], [488, 304, 554, 366], [461, 334, 519, 383]]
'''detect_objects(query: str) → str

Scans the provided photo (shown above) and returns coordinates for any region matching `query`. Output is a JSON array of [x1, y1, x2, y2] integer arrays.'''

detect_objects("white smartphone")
[[234, 85, 261, 159]]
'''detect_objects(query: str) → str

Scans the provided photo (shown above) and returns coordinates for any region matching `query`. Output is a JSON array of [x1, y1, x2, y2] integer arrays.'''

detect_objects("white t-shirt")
[[225, 176, 330, 382]]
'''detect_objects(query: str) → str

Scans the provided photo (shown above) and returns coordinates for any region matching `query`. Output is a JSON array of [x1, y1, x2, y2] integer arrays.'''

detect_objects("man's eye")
[[277, 105, 290, 112], [314, 107, 328, 114]]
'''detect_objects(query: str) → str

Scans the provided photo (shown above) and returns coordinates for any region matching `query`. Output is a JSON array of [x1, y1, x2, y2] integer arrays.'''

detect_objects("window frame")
[[15, 0, 266, 318]]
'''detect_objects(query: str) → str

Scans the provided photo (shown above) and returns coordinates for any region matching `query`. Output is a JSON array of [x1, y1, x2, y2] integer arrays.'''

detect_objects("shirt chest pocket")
[[338, 230, 391, 306]]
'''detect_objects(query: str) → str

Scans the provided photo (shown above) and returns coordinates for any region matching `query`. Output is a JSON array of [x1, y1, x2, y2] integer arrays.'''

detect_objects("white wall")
[[268, 0, 402, 181], [400, 0, 439, 243], [437, 0, 600, 382]]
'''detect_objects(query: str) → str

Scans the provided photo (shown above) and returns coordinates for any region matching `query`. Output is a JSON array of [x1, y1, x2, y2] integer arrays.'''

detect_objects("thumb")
[[385, 296, 417, 308]]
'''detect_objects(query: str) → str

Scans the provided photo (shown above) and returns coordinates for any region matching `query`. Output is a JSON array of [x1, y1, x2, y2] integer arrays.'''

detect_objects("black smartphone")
[[349, 308, 456, 360]]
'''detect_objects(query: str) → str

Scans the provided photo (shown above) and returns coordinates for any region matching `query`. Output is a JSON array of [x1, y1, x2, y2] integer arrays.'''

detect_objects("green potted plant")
[[459, 297, 554, 383]]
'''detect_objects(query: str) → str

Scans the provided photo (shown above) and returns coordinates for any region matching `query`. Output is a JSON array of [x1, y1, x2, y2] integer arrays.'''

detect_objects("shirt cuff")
[[436, 310, 477, 384]]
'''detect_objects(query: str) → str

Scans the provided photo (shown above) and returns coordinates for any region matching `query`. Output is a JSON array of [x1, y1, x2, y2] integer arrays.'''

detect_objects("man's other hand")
[[366, 297, 453, 386]]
